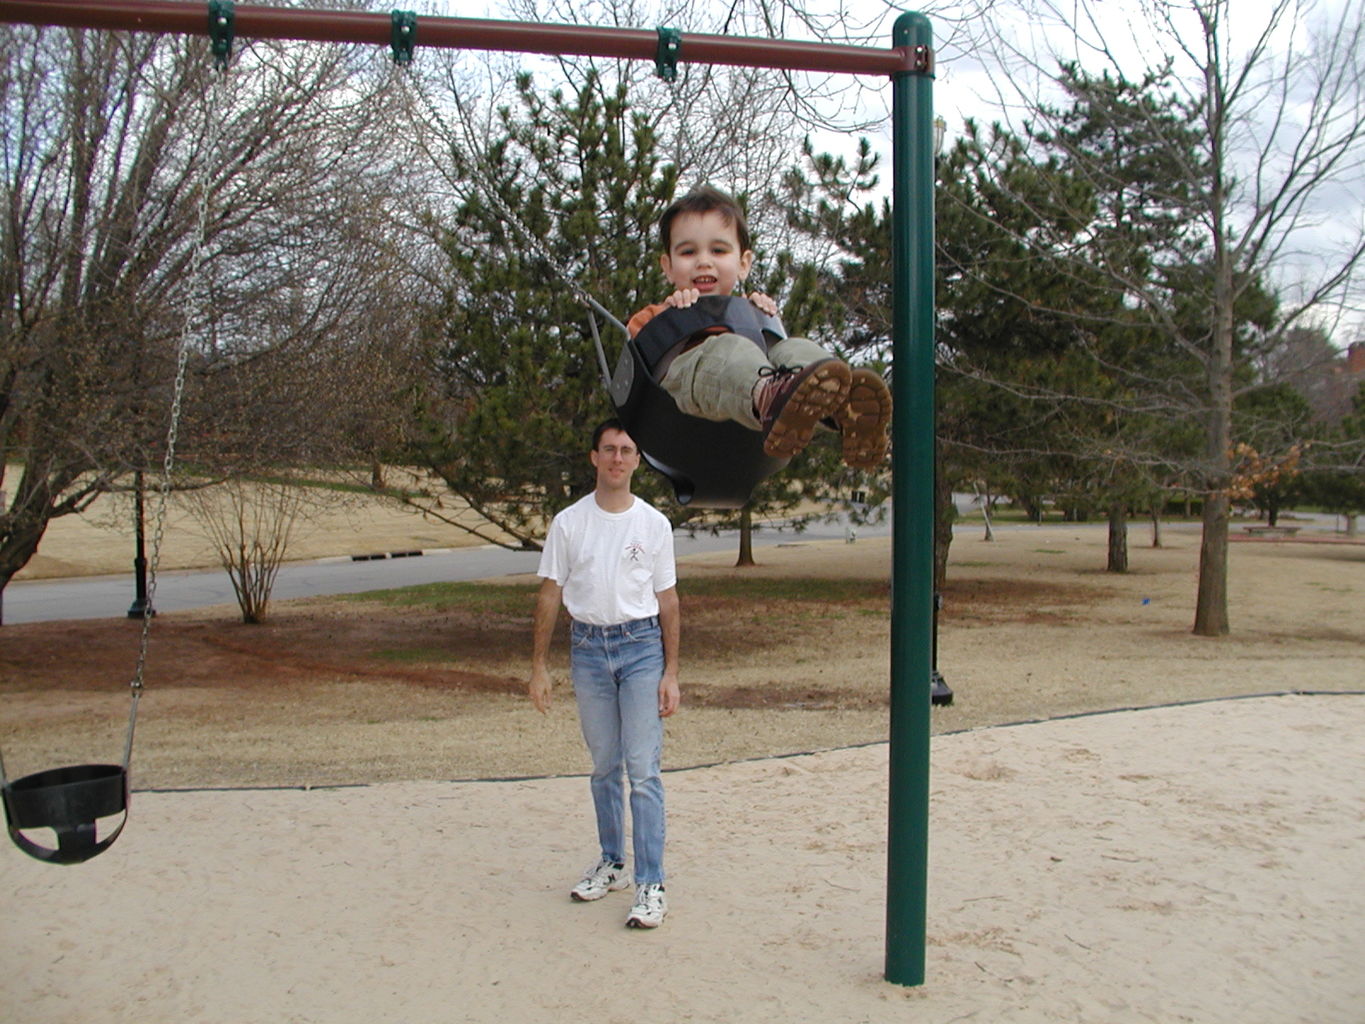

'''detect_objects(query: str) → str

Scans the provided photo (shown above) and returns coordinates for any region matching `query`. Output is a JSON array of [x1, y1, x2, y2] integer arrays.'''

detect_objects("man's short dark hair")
[[591, 417, 629, 451], [659, 185, 752, 254]]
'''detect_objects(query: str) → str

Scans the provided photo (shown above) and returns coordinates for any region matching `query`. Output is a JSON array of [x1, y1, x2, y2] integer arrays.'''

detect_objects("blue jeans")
[[570, 616, 666, 886]]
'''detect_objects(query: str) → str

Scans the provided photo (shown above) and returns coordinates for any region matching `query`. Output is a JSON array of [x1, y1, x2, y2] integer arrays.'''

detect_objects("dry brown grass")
[[2, 520, 1361, 790]]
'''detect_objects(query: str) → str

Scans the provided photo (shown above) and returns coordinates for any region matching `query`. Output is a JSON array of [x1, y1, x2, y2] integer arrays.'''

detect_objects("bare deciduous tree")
[[0, 24, 418, 620], [184, 477, 309, 624]]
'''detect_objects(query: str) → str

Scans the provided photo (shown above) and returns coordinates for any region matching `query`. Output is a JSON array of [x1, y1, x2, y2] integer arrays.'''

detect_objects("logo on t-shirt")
[[625, 540, 645, 563]]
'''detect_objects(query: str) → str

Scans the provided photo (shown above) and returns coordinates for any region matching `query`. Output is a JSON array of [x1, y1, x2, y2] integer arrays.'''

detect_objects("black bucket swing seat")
[[607, 294, 791, 509], [3, 763, 130, 865]]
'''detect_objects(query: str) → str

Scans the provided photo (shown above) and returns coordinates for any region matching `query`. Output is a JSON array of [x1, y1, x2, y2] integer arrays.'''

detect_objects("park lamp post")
[[127, 470, 153, 619]]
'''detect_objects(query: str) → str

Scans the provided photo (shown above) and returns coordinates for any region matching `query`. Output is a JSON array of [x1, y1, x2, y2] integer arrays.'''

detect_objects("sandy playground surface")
[[1, 498, 1363, 1022]]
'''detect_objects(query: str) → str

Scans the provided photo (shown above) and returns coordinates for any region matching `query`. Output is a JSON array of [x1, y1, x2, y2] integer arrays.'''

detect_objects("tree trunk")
[[1193, 294, 1234, 635], [735, 506, 756, 567], [1194, 80, 1235, 637], [1194, 492, 1231, 635], [0, 514, 47, 624], [1106, 504, 1128, 572], [1149, 503, 1163, 548], [0, 463, 94, 625]]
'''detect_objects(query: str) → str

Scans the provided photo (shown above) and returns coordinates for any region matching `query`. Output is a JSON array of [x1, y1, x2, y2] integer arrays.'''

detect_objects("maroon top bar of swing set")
[[0, 0, 919, 76]]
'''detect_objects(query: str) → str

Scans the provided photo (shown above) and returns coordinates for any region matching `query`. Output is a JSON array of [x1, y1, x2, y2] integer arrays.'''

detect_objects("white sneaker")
[[625, 883, 667, 928], [570, 859, 630, 902]]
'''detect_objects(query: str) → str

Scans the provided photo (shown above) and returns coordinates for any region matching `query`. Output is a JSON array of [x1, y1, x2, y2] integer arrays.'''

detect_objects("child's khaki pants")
[[660, 333, 832, 429]]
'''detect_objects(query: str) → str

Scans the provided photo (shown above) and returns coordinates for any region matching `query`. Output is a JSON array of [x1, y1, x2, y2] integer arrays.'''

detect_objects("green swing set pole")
[[885, 11, 935, 988]]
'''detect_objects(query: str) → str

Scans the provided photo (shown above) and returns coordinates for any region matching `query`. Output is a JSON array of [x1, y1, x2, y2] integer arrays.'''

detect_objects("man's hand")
[[658, 670, 680, 718], [529, 578, 562, 715], [655, 585, 681, 718], [528, 666, 553, 714]]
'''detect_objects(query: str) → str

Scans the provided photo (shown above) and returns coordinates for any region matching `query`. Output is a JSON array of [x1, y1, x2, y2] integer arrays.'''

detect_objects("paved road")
[[3, 516, 890, 625], [5, 510, 1344, 626]]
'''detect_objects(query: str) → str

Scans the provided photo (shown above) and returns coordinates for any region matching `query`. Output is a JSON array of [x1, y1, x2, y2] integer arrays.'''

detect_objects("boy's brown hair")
[[658, 185, 752, 254]]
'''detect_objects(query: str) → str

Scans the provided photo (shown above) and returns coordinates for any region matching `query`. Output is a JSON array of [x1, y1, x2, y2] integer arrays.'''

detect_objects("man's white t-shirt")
[[537, 493, 677, 626]]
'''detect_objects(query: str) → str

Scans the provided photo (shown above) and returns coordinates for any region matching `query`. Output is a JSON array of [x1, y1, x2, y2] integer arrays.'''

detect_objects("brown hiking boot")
[[753, 358, 852, 458], [833, 367, 892, 469]]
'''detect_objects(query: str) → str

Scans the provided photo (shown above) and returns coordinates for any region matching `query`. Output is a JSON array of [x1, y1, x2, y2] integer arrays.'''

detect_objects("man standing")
[[529, 419, 681, 929]]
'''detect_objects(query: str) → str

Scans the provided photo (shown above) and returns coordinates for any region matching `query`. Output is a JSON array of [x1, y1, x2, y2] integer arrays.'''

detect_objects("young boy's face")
[[660, 209, 754, 298]]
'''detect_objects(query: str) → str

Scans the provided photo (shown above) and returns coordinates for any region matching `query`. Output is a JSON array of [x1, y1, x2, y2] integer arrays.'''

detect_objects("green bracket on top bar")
[[391, 10, 417, 65], [207, 0, 234, 68], [655, 27, 681, 81]]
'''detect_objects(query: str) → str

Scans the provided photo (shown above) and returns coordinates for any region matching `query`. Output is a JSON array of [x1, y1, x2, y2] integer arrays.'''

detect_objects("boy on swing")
[[628, 185, 892, 469]]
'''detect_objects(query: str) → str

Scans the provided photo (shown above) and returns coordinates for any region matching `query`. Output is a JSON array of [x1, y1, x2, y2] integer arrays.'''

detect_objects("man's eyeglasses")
[[598, 444, 638, 458]]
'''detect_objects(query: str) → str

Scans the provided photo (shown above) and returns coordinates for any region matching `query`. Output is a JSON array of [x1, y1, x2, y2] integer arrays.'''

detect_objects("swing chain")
[[123, 62, 229, 770], [389, 55, 629, 356]]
